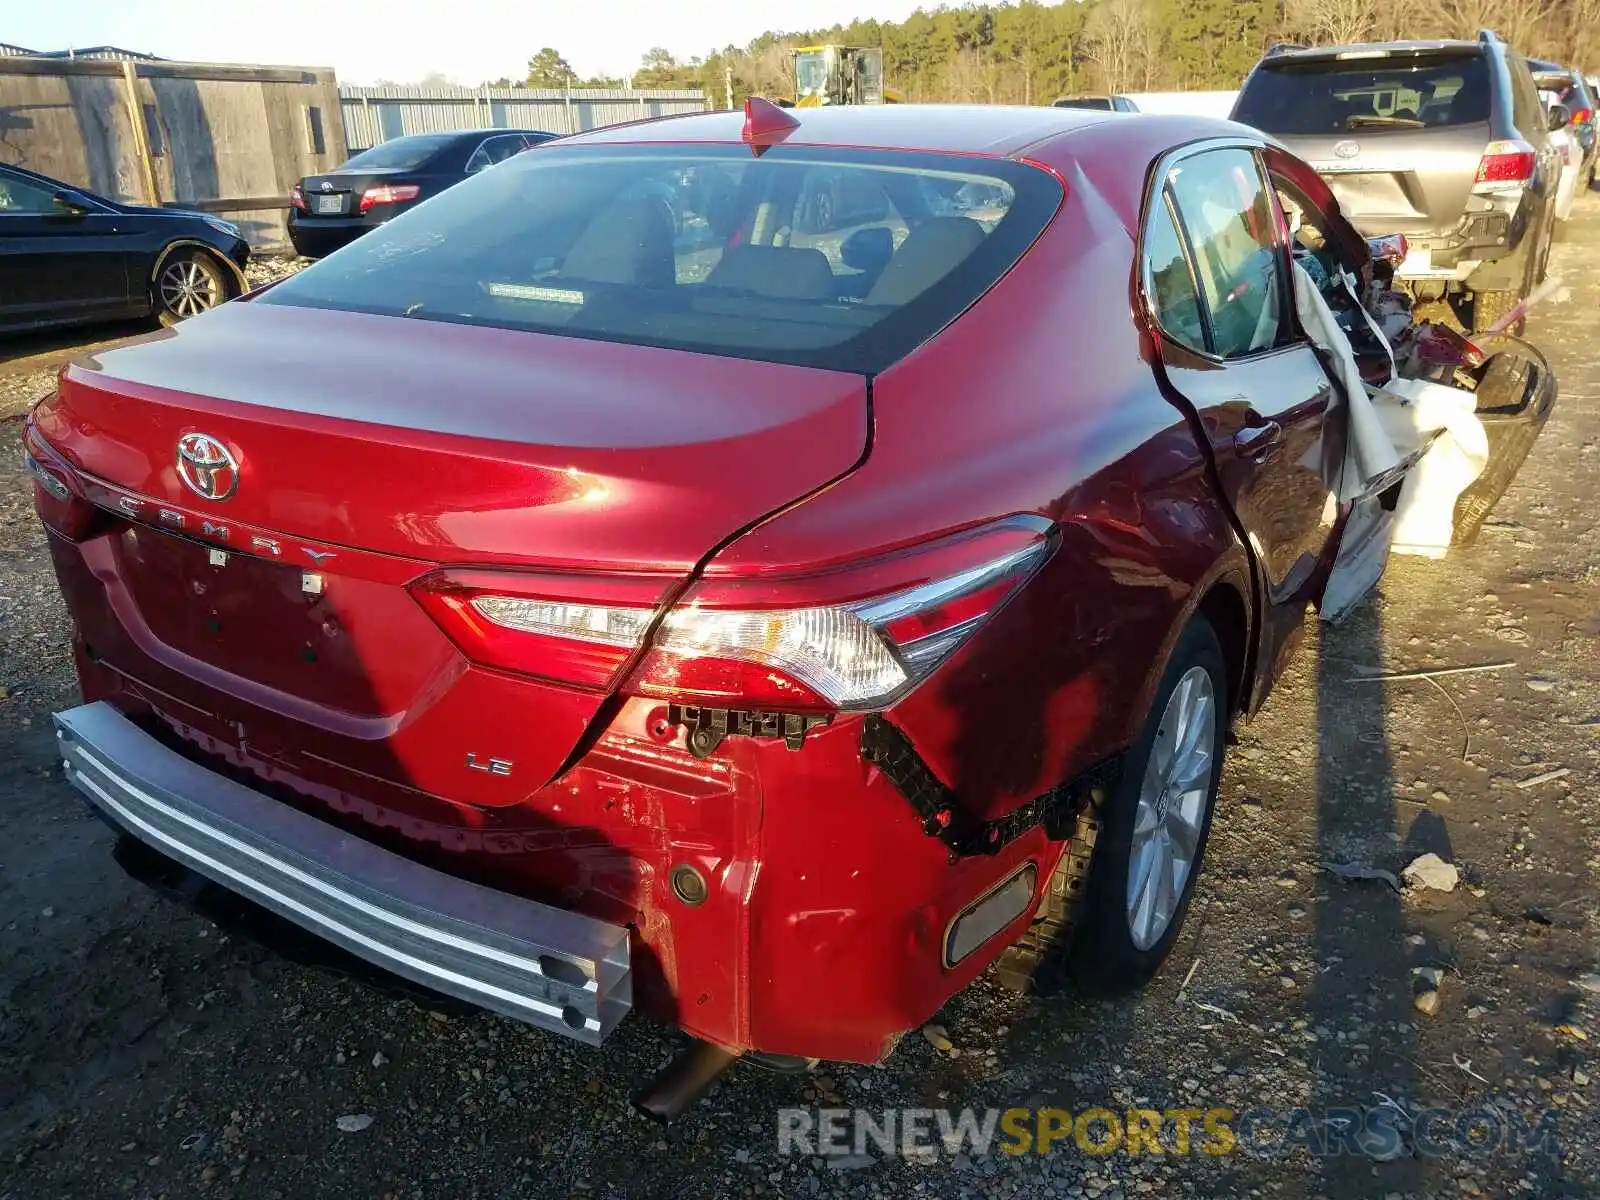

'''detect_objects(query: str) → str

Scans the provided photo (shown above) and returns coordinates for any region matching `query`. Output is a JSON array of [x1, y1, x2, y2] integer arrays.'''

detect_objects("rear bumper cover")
[[54, 700, 631, 1045]]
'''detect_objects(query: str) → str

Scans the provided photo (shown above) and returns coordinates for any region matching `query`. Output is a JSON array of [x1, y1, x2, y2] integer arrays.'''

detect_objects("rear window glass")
[[1235, 53, 1491, 134], [339, 135, 456, 171], [259, 144, 1060, 373], [1054, 98, 1113, 111]]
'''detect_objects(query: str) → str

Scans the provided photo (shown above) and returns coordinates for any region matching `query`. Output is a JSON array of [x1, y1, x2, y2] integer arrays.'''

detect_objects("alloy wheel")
[[1125, 665, 1216, 951], [158, 258, 222, 319]]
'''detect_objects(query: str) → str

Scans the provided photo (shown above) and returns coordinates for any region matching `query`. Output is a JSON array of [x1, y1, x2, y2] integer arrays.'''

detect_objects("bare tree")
[[1287, 0, 1384, 45], [1086, 0, 1158, 93]]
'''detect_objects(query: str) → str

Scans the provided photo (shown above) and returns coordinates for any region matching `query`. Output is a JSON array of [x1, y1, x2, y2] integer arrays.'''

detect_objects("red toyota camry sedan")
[[27, 101, 1390, 1095]]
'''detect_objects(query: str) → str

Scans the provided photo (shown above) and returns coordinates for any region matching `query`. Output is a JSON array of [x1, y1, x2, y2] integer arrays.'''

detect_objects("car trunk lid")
[[33, 301, 869, 785]]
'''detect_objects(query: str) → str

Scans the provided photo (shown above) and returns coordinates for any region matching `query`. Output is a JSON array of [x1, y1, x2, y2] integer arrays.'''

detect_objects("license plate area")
[[107, 526, 436, 718], [314, 193, 347, 215]]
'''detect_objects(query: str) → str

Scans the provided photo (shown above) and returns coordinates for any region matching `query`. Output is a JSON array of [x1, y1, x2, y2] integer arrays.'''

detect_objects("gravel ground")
[[2, 213, 1598, 1200]]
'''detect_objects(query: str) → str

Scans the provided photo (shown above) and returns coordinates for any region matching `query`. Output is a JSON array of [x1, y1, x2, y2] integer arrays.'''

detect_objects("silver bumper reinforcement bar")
[[54, 702, 631, 1045]]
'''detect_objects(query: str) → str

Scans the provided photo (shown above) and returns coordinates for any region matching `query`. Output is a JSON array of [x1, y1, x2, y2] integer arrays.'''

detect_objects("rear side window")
[[1235, 52, 1491, 133], [1144, 195, 1206, 354], [339, 135, 455, 171], [259, 145, 1061, 373], [1162, 148, 1286, 359], [1509, 56, 1545, 140]]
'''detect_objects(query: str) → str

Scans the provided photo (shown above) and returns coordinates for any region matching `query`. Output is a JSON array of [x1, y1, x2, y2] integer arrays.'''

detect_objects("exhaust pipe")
[[634, 1039, 740, 1123]]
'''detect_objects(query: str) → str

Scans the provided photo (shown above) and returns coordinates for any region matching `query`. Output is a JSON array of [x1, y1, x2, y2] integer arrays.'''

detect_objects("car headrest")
[[865, 217, 987, 307], [705, 244, 836, 300], [841, 226, 894, 274], [562, 197, 676, 288]]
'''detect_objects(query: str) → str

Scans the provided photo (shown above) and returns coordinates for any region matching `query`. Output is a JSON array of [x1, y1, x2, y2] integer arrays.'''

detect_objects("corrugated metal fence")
[[339, 85, 709, 149]]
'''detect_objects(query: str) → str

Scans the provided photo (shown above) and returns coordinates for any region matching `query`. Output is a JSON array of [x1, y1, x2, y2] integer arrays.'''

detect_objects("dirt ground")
[[2, 207, 1598, 1200]]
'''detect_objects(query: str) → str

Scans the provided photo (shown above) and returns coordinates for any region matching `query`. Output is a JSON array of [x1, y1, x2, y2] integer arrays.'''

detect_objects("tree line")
[[492, 0, 1597, 103]]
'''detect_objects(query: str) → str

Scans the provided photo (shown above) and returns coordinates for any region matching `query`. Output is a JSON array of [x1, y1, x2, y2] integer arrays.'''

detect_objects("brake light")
[[410, 571, 671, 689], [290, 183, 307, 212], [1575, 107, 1593, 127], [359, 184, 421, 212], [1474, 140, 1536, 191], [411, 520, 1055, 711]]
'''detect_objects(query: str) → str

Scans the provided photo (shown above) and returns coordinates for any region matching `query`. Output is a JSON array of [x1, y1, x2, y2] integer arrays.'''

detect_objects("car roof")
[[556, 103, 1133, 157], [1264, 39, 1484, 63]]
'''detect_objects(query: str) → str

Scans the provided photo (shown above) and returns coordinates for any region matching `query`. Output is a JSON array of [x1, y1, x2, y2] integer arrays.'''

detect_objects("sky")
[[8, 0, 934, 84]]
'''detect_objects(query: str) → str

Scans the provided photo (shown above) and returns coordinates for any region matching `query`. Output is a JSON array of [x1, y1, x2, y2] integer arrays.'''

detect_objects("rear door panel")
[[1141, 144, 1343, 702]]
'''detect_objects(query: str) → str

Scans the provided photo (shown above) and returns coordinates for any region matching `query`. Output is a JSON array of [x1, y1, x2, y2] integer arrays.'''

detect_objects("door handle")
[[1234, 419, 1284, 458]]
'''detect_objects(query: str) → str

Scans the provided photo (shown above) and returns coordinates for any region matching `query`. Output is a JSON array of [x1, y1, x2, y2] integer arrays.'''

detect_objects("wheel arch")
[[149, 239, 248, 304], [1121, 554, 1257, 750]]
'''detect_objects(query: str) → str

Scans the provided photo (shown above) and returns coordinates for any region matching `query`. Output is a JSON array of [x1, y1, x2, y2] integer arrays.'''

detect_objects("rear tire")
[[998, 617, 1228, 997], [155, 250, 230, 327], [1070, 616, 1227, 994]]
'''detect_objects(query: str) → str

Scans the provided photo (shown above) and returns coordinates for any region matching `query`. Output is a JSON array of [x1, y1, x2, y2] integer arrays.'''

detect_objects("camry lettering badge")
[[302, 548, 337, 564], [1333, 140, 1360, 160], [176, 433, 240, 502], [201, 520, 230, 539], [158, 508, 183, 528], [117, 496, 141, 515]]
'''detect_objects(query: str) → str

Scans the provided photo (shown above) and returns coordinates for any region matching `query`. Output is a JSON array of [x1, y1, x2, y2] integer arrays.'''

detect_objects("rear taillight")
[[359, 184, 421, 213], [411, 520, 1055, 711], [409, 571, 671, 690], [290, 183, 307, 212], [1574, 108, 1593, 127], [1473, 140, 1536, 192], [23, 426, 97, 540]]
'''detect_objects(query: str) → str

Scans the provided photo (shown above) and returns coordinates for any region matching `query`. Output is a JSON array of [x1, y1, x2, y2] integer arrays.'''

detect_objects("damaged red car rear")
[[28, 103, 1394, 1077]]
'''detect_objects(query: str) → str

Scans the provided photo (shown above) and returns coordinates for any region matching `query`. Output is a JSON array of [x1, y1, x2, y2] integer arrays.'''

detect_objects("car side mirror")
[[1547, 103, 1571, 133], [51, 190, 90, 216]]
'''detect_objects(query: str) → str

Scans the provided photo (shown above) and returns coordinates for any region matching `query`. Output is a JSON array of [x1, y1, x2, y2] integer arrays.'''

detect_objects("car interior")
[[265, 153, 1043, 365]]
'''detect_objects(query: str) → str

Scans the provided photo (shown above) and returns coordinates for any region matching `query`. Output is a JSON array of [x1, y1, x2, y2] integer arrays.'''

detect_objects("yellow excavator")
[[788, 45, 903, 106]]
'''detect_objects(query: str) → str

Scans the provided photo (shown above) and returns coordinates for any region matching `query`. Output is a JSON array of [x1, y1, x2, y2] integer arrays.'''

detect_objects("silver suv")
[[1232, 30, 1562, 332]]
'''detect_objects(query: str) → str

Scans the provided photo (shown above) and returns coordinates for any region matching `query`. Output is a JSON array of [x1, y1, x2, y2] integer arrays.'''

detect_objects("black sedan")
[[0, 162, 250, 336], [288, 129, 558, 258]]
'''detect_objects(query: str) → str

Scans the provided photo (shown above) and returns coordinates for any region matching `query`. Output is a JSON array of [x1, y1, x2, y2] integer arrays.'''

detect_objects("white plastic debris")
[[1400, 853, 1459, 892], [1370, 378, 1490, 558], [335, 1114, 374, 1133]]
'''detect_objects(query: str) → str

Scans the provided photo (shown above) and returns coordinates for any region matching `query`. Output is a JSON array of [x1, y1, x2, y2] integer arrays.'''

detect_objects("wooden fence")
[[0, 57, 710, 253], [0, 56, 344, 250]]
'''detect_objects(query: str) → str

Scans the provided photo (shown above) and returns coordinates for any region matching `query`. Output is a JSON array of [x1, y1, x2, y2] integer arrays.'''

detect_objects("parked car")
[[288, 129, 558, 258], [0, 161, 249, 335], [30, 102, 1426, 1099], [1232, 31, 1562, 332], [1053, 93, 1138, 112], [1530, 62, 1597, 189]]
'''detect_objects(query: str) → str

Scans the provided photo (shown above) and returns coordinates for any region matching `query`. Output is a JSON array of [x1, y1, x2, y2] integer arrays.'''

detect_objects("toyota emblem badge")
[[176, 433, 240, 501]]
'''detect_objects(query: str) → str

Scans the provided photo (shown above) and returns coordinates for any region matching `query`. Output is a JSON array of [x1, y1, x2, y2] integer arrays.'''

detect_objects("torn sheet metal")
[[1290, 263, 1403, 503]]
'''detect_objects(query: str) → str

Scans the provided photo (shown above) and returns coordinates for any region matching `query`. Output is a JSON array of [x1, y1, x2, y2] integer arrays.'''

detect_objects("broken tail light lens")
[[413, 521, 1055, 711], [359, 184, 421, 213], [1473, 141, 1536, 191]]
